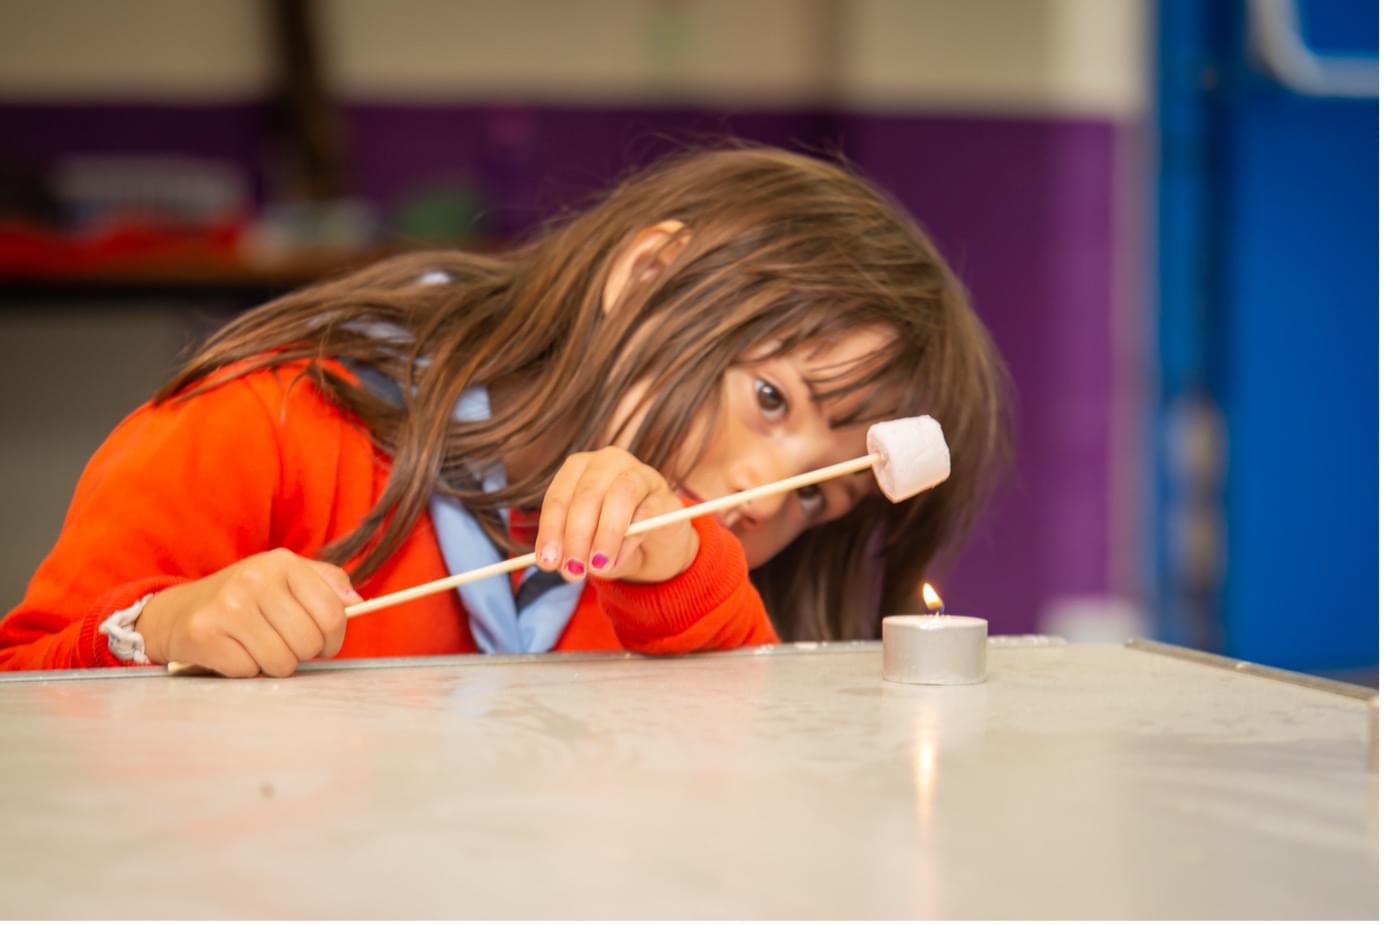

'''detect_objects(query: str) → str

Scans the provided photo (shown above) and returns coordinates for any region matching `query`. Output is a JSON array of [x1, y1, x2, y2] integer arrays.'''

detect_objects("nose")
[[727, 442, 798, 526]]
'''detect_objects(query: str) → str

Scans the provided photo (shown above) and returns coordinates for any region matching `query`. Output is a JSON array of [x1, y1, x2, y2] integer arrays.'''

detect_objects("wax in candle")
[[882, 614, 988, 685]]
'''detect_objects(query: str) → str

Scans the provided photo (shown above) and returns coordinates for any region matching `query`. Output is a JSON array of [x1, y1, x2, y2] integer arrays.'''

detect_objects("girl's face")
[[612, 326, 896, 569]]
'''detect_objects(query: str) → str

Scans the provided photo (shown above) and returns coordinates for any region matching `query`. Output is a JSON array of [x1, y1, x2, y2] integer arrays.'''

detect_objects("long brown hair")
[[159, 145, 1011, 640]]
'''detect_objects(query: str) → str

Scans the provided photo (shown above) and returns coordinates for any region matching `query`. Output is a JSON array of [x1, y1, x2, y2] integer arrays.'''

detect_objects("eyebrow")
[[799, 362, 896, 430], [799, 368, 861, 424]]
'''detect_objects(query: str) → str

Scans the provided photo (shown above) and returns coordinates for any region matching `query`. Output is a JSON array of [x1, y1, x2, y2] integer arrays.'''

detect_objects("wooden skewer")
[[167, 451, 881, 675]]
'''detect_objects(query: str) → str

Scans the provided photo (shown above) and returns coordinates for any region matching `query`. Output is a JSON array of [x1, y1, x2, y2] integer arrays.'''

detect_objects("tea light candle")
[[882, 583, 988, 685]]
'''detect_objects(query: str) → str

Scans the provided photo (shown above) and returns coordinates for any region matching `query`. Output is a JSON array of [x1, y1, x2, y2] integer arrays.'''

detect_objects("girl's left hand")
[[535, 447, 699, 584]]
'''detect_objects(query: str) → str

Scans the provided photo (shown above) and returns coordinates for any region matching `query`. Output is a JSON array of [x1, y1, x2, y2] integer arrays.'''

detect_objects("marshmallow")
[[866, 415, 951, 502]]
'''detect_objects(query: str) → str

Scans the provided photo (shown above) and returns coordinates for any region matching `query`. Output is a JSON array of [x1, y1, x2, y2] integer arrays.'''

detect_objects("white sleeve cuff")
[[98, 593, 155, 665]]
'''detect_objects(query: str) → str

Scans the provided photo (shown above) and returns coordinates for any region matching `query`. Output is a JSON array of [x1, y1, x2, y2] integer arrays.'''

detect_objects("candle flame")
[[921, 582, 943, 614]]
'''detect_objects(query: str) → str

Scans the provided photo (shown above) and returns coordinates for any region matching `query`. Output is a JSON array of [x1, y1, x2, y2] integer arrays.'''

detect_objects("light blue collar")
[[427, 386, 584, 654]]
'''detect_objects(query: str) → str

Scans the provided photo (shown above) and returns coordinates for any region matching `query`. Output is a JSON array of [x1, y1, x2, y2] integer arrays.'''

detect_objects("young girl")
[[0, 145, 1008, 676]]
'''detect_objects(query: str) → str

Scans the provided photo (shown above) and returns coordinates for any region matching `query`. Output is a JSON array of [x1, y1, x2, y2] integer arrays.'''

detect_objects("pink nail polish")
[[591, 552, 610, 570], [565, 559, 586, 576]]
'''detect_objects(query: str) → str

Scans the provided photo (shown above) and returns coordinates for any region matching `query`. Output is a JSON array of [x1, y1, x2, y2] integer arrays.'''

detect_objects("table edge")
[[1126, 638, 1378, 702]]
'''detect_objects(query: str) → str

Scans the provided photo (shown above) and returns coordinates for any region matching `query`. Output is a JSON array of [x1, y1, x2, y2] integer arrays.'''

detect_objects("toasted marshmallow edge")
[[866, 415, 951, 502]]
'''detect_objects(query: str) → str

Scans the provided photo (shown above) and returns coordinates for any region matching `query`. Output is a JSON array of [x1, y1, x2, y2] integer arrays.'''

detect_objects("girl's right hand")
[[535, 446, 699, 584], [135, 549, 361, 677]]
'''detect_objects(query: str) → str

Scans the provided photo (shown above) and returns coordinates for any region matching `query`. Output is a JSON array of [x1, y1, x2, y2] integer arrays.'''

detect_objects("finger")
[[224, 592, 304, 678], [320, 616, 347, 659], [602, 533, 646, 580], [303, 560, 363, 606], [588, 467, 658, 576], [292, 562, 354, 655], [303, 560, 355, 656], [602, 492, 671, 580], [258, 580, 326, 663], [200, 634, 261, 679], [604, 493, 695, 581], [535, 453, 592, 574], [560, 458, 634, 580]]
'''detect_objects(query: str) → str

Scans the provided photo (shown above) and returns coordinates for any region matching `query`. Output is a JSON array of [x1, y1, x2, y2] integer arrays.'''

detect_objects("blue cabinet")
[[1154, 0, 1378, 672]]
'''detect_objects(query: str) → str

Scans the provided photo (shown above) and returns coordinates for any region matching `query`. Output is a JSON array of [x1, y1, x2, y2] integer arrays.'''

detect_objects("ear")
[[602, 219, 689, 315]]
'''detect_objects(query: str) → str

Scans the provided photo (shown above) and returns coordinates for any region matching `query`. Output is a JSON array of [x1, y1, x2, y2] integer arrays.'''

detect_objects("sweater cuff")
[[589, 515, 746, 646], [79, 576, 189, 668]]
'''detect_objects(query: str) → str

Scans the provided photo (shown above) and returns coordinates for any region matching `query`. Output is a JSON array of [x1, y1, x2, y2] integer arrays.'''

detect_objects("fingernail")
[[539, 543, 559, 567], [345, 590, 364, 604], [564, 558, 586, 577], [590, 552, 610, 570]]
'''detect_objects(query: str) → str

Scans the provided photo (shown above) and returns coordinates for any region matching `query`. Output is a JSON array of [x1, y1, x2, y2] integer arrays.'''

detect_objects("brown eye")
[[754, 378, 788, 420], [796, 484, 824, 516]]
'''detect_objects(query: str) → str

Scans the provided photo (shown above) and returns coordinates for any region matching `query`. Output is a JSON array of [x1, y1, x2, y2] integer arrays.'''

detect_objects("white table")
[[0, 640, 1376, 918]]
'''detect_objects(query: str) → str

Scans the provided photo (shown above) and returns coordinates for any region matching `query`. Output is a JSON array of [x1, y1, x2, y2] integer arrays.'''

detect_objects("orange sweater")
[[0, 361, 778, 671]]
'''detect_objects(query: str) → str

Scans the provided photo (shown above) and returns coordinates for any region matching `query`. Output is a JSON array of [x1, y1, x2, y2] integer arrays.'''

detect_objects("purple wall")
[[2, 100, 1120, 633], [837, 115, 1117, 628]]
